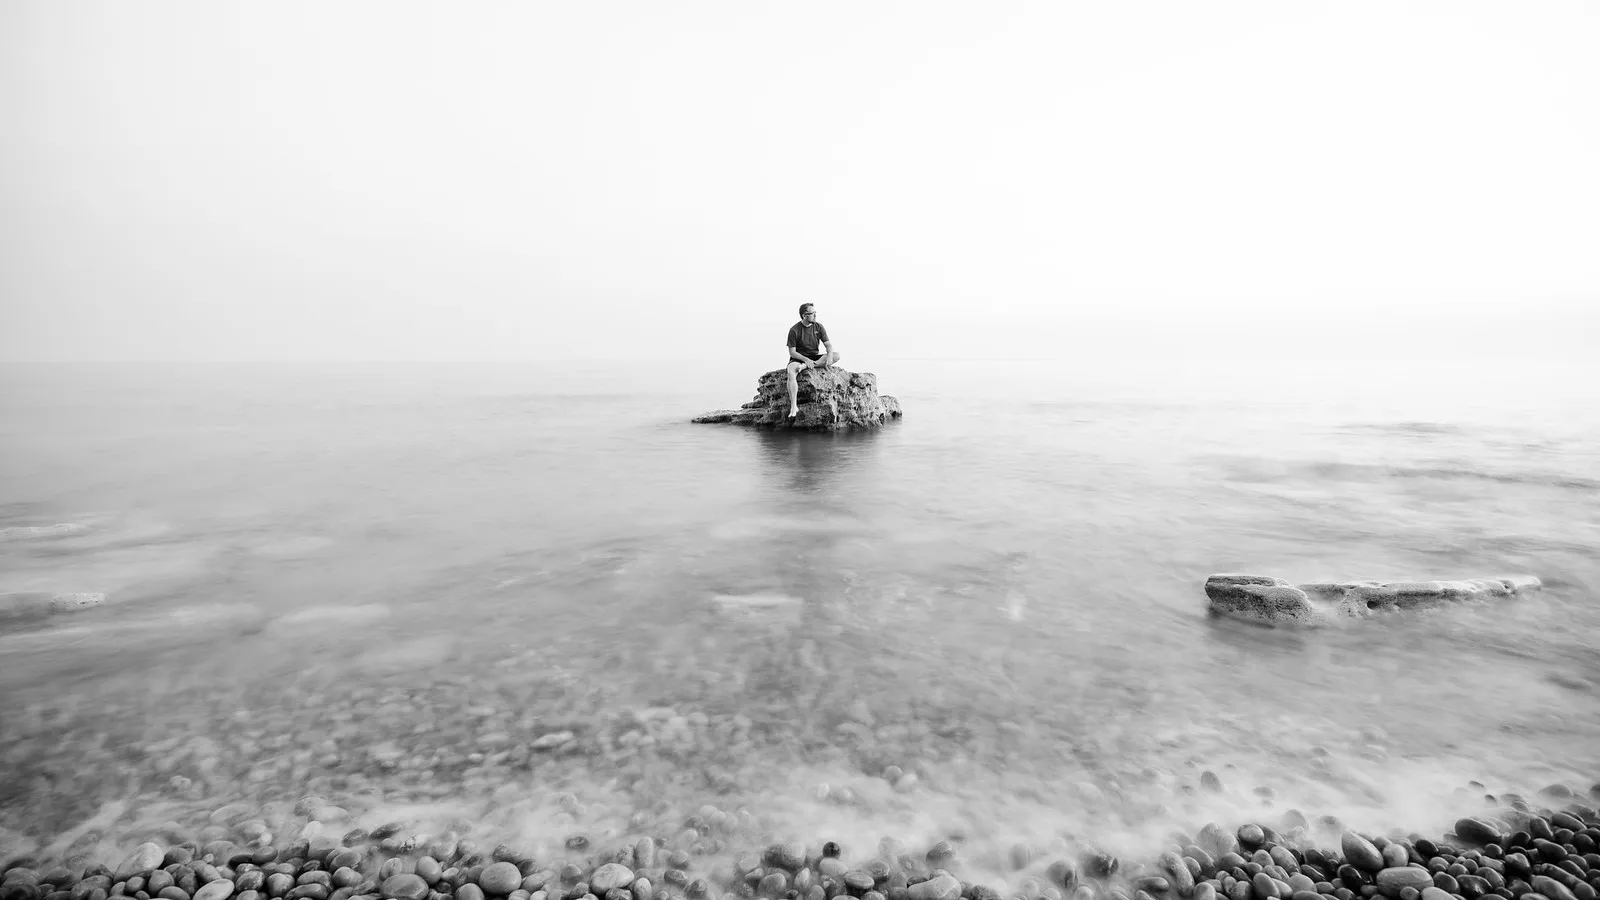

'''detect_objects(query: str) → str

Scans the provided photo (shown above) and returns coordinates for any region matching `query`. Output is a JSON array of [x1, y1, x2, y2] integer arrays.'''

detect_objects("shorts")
[[787, 354, 822, 367]]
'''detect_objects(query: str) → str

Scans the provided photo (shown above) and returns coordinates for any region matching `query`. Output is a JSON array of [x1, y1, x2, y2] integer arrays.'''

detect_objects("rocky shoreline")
[[5, 785, 1598, 900]]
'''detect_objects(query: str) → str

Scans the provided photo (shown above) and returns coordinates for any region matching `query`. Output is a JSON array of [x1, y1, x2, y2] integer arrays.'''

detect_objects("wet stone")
[[765, 848, 806, 874], [589, 870, 633, 896], [1045, 863, 1077, 889], [381, 878, 429, 900], [1083, 854, 1118, 879], [1341, 837, 1383, 875], [906, 877, 960, 900], [843, 874, 874, 893], [1374, 869, 1431, 893]]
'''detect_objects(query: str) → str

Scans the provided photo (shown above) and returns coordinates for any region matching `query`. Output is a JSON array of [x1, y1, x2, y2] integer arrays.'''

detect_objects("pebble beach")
[[3, 761, 1598, 900]]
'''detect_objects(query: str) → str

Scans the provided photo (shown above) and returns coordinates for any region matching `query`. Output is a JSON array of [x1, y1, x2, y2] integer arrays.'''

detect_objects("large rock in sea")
[[1204, 573, 1540, 626], [692, 367, 902, 431]]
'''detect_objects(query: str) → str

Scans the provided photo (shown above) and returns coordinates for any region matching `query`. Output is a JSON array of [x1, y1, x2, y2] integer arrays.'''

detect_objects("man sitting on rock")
[[786, 303, 842, 418]]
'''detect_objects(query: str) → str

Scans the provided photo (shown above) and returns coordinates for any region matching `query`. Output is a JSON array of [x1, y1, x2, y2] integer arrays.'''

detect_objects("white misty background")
[[2, 2, 1596, 364]]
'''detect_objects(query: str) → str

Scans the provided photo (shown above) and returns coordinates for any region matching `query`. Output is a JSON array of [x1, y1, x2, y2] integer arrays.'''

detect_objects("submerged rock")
[[0, 591, 107, 625], [1204, 573, 1540, 626], [0, 523, 89, 542], [692, 367, 901, 431]]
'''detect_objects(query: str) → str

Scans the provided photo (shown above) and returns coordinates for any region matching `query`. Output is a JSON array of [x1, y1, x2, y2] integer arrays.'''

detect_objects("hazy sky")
[[2, 2, 1597, 363]]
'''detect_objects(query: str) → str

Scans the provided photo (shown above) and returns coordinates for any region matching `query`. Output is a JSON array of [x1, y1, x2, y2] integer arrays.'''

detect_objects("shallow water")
[[1, 359, 1597, 877]]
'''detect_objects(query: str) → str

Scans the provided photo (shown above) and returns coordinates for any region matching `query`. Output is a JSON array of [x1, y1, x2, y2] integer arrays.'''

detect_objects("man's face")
[[801, 307, 818, 324]]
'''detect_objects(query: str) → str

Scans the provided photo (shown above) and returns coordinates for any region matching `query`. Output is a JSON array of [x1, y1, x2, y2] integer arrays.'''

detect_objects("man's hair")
[[798, 303, 815, 317]]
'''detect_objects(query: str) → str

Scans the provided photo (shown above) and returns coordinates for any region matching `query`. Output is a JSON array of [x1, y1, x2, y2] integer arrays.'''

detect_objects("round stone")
[[414, 860, 441, 886], [1045, 862, 1077, 888], [589, 868, 634, 895], [479, 865, 523, 897], [1455, 820, 1500, 846], [1532, 877, 1579, 900], [1160, 853, 1195, 894], [633, 840, 657, 871], [1341, 835, 1385, 874], [1083, 854, 1119, 879], [115, 844, 166, 880], [766, 846, 806, 872], [456, 886, 484, 900], [381, 876, 429, 900], [906, 876, 961, 900], [1131, 877, 1168, 895], [195, 884, 235, 900], [1374, 869, 1432, 891]]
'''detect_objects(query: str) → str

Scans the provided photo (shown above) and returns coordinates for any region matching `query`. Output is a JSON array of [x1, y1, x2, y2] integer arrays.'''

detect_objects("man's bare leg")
[[816, 350, 842, 367], [785, 361, 804, 417]]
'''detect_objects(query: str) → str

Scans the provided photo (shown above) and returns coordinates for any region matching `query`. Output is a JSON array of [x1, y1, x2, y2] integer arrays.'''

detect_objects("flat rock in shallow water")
[[1205, 573, 1540, 626], [693, 367, 901, 431], [0, 523, 89, 541], [0, 591, 106, 624]]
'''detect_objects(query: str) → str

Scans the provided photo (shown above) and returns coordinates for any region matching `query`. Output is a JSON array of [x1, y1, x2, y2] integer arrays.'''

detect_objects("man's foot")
[[787, 407, 799, 419]]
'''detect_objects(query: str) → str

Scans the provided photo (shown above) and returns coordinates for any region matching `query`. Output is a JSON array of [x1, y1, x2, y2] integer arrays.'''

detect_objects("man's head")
[[798, 303, 818, 323]]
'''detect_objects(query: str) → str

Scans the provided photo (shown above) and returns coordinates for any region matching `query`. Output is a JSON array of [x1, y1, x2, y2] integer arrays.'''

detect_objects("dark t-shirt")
[[786, 321, 830, 360]]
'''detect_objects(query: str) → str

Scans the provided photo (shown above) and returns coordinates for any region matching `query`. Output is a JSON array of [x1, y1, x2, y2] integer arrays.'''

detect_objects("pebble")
[[765, 846, 805, 872], [587, 868, 633, 895], [1455, 819, 1501, 845], [1341, 834, 1384, 874], [1199, 829, 1239, 862], [193, 884, 233, 900], [906, 876, 961, 900], [1374, 869, 1432, 891], [1381, 845, 1409, 870], [1252, 872, 1282, 899], [380, 876, 429, 900], [1159, 853, 1195, 896], [478, 865, 523, 897], [115, 845, 166, 881], [1532, 877, 1579, 900], [1044, 862, 1077, 888]]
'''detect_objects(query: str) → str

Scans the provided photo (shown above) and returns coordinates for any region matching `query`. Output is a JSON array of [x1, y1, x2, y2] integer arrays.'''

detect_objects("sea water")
[[1, 359, 1597, 875]]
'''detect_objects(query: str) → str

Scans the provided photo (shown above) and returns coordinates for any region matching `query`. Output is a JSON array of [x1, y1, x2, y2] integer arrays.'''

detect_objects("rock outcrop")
[[693, 367, 901, 431], [1205, 573, 1541, 626], [0, 591, 106, 625], [0, 523, 89, 541]]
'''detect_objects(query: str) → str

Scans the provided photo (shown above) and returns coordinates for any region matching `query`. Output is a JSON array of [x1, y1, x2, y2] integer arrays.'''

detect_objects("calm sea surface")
[[2, 359, 1597, 873]]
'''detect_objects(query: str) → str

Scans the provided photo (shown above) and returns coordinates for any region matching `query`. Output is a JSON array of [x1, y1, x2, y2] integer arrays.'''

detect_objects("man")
[[785, 303, 842, 418]]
